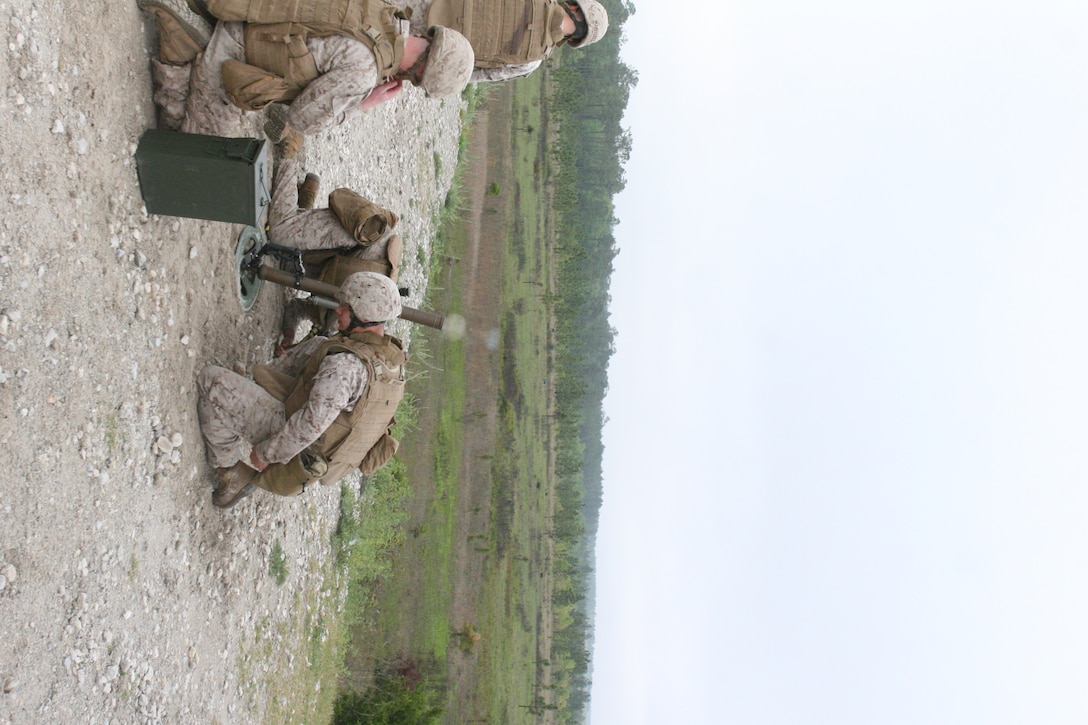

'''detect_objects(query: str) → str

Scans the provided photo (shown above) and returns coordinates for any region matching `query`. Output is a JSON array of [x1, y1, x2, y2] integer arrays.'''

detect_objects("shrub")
[[332, 661, 445, 725]]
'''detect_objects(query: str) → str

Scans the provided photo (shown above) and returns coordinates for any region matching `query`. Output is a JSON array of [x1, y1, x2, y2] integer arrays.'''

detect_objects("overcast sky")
[[593, 1, 1088, 723]]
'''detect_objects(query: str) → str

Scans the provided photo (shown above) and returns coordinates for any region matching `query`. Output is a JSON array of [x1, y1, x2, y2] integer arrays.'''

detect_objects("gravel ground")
[[0, 1, 463, 722]]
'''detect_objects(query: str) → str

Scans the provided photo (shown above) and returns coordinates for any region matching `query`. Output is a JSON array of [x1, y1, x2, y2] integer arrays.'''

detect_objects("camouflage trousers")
[[152, 22, 249, 135], [271, 156, 392, 338], [268, 157, 359, 250], [196, 365, 285, 469]]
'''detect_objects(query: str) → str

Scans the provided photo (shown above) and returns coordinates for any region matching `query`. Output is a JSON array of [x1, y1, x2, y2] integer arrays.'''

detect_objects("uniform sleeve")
[[286, 35, 380, 135], [256, 353, 369, 464], [469, 60, 542, 83], [268, 336, 328, 377]]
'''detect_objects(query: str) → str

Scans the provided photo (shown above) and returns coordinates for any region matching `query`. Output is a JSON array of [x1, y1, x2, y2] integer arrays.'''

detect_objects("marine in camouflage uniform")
[[153, 20, 386, 136], [268, 156, 403, 352], [398, 0, 608, 82], [140, 0, 474, 137], [198, 272, 406, 507]]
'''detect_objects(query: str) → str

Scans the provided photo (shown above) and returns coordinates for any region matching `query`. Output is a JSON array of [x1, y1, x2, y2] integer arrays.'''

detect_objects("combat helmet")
[[419, 26, 475, 98], [565, 0, 608, 48], [338, 272, 403, 323]]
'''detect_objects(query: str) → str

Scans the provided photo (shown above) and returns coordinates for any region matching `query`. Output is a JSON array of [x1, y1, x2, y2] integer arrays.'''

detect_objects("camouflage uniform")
[[400, 0, 538, 82], [270, 156, 396, 338], [153, 21, 383, 135], [268, 157, 393, 259], [197, 335, 369, 470]]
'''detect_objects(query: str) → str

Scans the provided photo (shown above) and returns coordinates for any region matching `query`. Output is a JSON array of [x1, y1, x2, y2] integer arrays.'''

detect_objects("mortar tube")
[[256, 266, 446, 330]]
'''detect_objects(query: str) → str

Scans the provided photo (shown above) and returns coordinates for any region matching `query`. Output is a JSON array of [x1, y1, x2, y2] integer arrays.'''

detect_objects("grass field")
[[333, 74, 565, 724]]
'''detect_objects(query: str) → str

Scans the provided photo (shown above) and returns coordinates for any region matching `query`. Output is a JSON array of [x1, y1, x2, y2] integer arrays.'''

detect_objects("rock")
[[0, 575, 7, 592], [155, 436, 173, 454], [0, 565, 15, 584], [170, 432, 183, 448], [3, 677, 18, 693]]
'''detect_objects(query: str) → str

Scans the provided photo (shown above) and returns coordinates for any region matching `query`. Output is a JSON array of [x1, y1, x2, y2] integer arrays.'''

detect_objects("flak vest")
[[207, 0, 407, 101], [256, 331, 406, 487], [426, 0, 569, 68]]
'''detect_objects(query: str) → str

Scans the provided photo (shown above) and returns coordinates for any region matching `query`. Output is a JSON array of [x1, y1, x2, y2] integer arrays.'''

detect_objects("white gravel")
[[0, 0, 463, 722]]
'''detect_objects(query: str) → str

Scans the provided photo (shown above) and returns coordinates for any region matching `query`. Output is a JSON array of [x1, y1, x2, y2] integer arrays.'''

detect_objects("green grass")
[[237, 589, 346, 725], [332, 76, 561, 724], [269, 540, 288, 586], [469, 74, 556, 725], [334, 392, 420, 623], [333, 659, 445, 725]]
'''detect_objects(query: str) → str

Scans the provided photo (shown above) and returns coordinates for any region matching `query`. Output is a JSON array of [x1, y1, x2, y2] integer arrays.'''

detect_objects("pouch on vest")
[[221, 59, 292, 111], [244, 23, 321, 98], [329, 188, 399, 246], [359, 431, 399, 476], [254, 445, 329, 496], [205, 0, 407, 80]]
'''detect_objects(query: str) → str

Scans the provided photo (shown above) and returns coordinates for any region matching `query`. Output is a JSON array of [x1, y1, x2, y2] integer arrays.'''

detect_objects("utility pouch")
[[254, 445, 329, 496], [329, 188, 399, 246], [221, 59, 291, 111], [358, 432, 398, 476]]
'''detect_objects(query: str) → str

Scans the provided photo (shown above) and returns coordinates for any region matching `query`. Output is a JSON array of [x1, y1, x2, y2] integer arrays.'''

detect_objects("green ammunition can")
[[135, 130, 270, 226]]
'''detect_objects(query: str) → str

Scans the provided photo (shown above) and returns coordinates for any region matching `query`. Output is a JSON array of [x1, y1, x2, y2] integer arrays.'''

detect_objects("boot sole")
[[212, 482, 255, 509], [137, 0, 212, 47]]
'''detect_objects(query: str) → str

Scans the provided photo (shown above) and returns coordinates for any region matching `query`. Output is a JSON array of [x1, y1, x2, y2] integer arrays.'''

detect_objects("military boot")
[[137, 0, 211, 65], [212, 462, 257, 508], [186, 0, 217, 26], [297, 174, 321, 210], [264, 104, 304, 159]]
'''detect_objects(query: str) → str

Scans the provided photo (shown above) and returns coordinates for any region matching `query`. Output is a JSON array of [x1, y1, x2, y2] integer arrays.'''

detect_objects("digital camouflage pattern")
[[400, 0, 537, 81], [566, 0, 607, 48], [206, 0, 408, 79], [152, 21, 381, 136], [269, 157, 401, 340], [417, 25, 474, 97], [279, 331, 405, 484], [196, 336, 371, 473], [337, 271, 403, 322]]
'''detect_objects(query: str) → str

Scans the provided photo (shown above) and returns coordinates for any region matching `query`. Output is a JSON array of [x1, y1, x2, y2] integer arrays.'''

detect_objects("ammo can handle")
[[256, 266, 445, 330]]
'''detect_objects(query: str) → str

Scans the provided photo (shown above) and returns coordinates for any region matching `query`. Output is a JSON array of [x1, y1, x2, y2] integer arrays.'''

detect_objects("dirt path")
[[0, 3, 464, 722]]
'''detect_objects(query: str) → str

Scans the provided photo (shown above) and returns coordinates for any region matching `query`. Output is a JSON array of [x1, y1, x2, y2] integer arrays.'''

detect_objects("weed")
[[333, 659, 445, 725], [334, 394, 421, 624], [269, 540, 288, 586], [487, 181, 501, 196], [103, 413, 119, 455]]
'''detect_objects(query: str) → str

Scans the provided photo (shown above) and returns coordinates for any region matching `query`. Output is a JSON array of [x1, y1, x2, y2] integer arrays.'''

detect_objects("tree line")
[[541, 1, 636, 721]]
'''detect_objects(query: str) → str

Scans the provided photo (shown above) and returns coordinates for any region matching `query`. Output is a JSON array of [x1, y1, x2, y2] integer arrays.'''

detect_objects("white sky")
[[593, 1, 1088, 723]]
